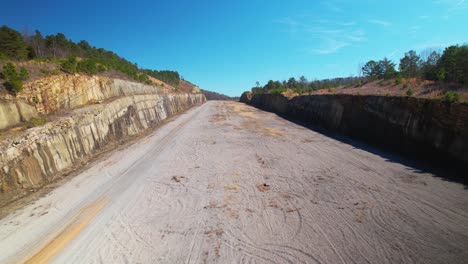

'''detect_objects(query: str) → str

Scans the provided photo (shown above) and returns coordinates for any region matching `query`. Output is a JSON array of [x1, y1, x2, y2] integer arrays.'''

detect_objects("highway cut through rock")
[[0, 101, 467, 264]]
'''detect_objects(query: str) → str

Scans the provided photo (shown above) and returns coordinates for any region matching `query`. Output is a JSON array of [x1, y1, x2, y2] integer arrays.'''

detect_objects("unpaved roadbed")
[[0, 101, 467, 263]]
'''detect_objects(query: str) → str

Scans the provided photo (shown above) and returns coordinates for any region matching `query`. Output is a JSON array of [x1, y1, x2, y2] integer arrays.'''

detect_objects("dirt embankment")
[[240, 92, 468, 166]]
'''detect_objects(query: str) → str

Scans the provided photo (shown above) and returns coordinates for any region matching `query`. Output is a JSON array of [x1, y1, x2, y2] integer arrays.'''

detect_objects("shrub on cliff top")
[[76, 59, 97, 74], [406, 87, 414, 96], [1, 62, 23, 94], [19, 67, 29, 80], [61, 56, 77, 73], [270, 87, 287, 95], [395, 76, 402, 85], [444, 91, 460, 103], [29, 117, 48, 127]]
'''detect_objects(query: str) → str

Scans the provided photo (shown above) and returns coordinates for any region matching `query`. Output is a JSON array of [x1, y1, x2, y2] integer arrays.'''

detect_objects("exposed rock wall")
[[0, 74, 190, 130], [241, 93, 468, 164], [0, 93, 205, 203], [0, 100, 38, 130], [18, 74, 164, 114]]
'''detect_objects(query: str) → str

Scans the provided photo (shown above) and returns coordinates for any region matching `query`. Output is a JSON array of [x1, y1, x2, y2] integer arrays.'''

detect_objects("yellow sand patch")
[[228, 103, 258, 119], [257, 127, 283, 137], [224, 184, 240, 191], [238, 111, 258, 119], [25, 197, 109, 264], [210, 113, 227, 125]]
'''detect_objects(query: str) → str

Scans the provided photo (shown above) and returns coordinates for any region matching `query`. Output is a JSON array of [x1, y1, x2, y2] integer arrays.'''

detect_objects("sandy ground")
[[0, 101, 467, 264]]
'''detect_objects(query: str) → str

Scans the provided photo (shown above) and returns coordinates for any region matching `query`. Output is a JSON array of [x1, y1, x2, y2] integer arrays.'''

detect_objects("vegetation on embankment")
[[245, 44, 468, 102], [241, 92, 468, 167], [0, 25, 186, 95]]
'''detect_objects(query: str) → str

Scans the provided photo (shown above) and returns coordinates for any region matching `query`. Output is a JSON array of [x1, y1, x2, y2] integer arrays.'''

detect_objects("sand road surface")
[[0, 101, 467, 264]]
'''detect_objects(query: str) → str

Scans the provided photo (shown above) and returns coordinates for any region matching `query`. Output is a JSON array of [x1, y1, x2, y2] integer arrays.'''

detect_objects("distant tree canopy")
[[399, 50, 421, 78], [142, 70, 180, 86], [438, 45, 468, 84], [201, 89, 238, 101], [250, 43, 468, 96], [0, 25, 183, 86], [0, 26, 29, 60], [361, 58, 396, 80], [361, 44, 468, 84], [250, 76, 364, 95]]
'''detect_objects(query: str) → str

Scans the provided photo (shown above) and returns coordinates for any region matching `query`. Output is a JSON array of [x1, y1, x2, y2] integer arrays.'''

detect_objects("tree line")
[[249, 76, 363, 95], [248, 43, 467, 97], [361, 45, 468, 84], [0, 25, 182, 93], [142, 70, 181, 86], [200, 89, 238, 101]]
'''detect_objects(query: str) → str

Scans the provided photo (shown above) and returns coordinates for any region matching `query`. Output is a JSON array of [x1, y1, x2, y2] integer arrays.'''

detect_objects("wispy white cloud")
[[276, 13, 367, 55], [387, 49, 399, 59], [368, 19, 392, 27], [434, 0, 467, 7], [309, 39, 350, 54], [413, 40, 461, 51], [434, 0, 468, 17], [275, 17, 302, 35]]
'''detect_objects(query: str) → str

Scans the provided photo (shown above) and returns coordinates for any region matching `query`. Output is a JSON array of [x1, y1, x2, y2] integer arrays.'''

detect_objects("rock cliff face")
[[0, 74, 176, 130], [241, 93, 468, 165], [0, 74, 205, 204], [0, 99, 38, 130], [19, 74, 168, 114]]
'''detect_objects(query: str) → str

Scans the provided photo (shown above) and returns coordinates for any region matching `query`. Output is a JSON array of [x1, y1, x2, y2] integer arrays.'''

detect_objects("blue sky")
[[2, 0, 467, 96]]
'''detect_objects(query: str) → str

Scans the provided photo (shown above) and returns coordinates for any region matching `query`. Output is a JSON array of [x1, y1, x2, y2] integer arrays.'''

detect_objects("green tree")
[[19, 67, 29, 80], [438, 45, 468, 84], [299, 76, 307, 89], [362, 58, 396, 79], [362, 60, 379, 78], [444, 91, 460, 103], [76, 59, 97, 74], [378, 58, 397, 79], [1, 63, 23, 93], [406, 87, 414, 96], [399, 50, 421, 78], [0, 26, 29, 60], [61, 56, 77, 73], [264, 80, 283, 91], [421, 51, 441, 80], [286, 77, 298, 88], [136, 73, 151, 84]]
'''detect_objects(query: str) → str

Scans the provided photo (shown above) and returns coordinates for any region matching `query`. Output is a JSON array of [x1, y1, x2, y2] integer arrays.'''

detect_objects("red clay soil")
[[311, 78, 468, 102]]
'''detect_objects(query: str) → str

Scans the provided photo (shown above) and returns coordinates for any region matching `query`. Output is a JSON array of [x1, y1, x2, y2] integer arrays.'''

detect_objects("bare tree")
[[419, 47, 442, 63], [357, 62, 364, 77]]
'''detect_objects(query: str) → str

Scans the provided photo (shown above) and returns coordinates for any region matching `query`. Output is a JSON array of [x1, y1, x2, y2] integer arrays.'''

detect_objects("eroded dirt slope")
[[0, 101, 467, 264]]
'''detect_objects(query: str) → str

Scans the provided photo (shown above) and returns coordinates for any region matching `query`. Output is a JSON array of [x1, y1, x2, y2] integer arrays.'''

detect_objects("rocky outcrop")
[[241, 92, 468, 165], [0, 99, 38, 130], [18, 74, 168, 114], [0, 74, 178, 131], [0, 93, 205, 204]]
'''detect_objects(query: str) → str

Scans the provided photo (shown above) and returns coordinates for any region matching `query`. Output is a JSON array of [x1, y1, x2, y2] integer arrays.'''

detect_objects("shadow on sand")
[[274, 112, 468, 189]]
